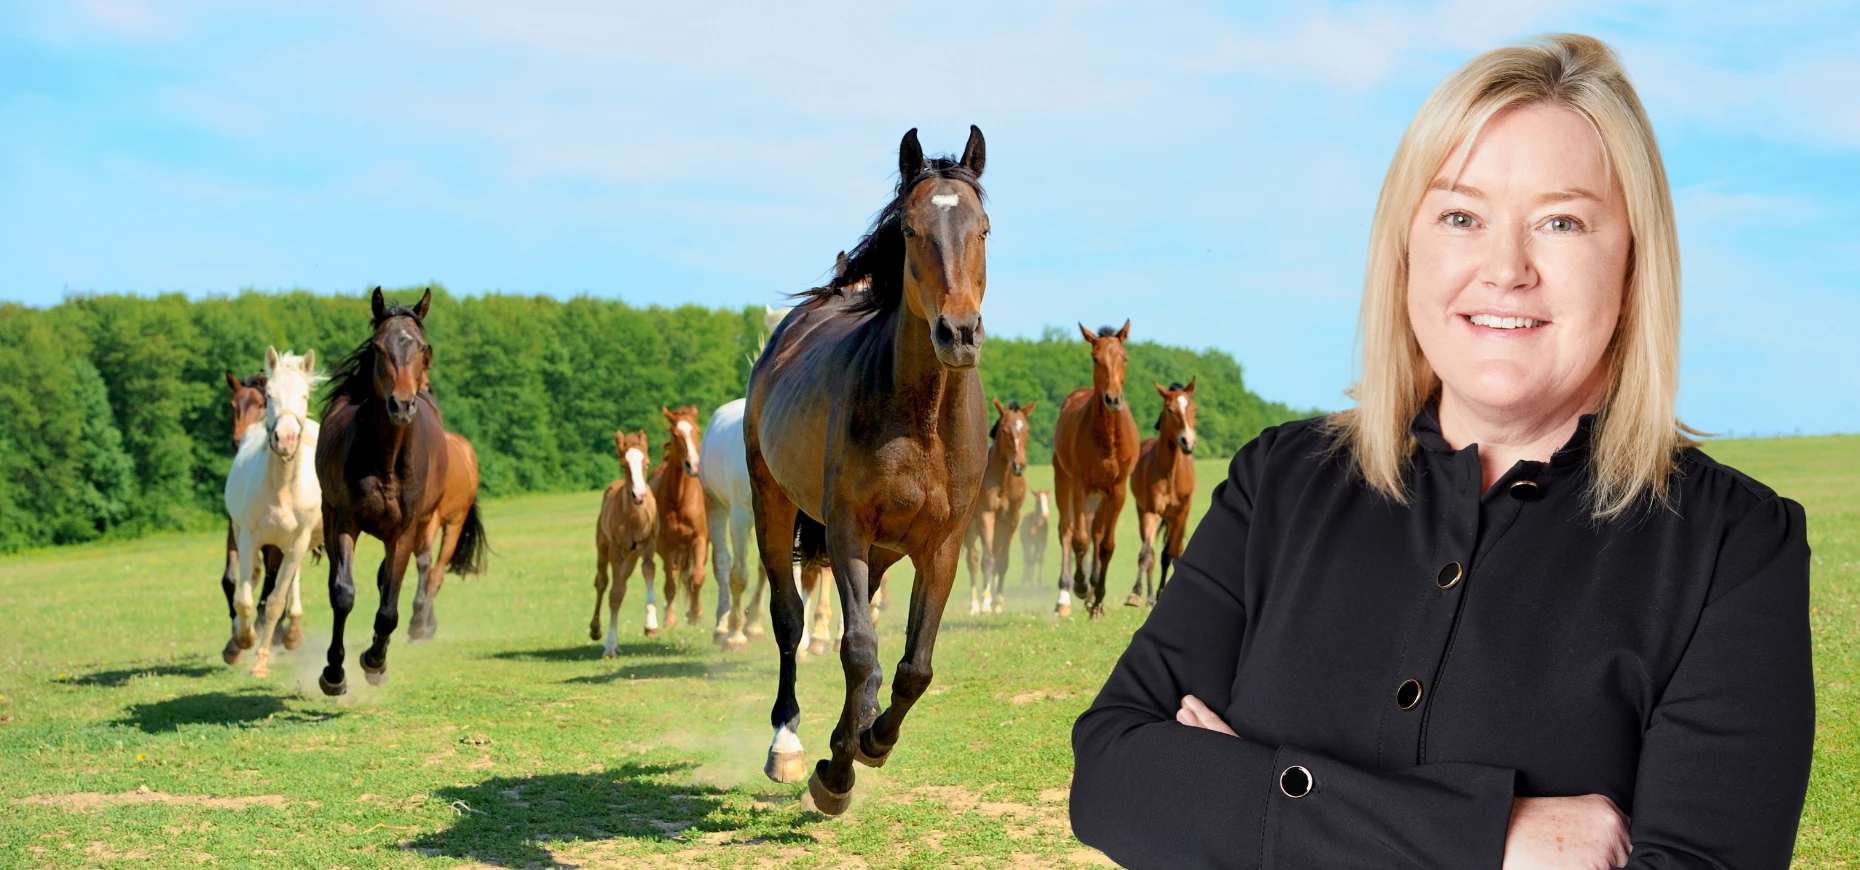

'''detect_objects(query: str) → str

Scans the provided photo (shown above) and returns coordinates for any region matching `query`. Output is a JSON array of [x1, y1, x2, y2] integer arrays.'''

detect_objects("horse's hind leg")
[[224, 528, 260, 664], [723, 507, 752, 652], [320, 518, 359, 695], [221, 522, 239, 622], [410, 515, 452, 642], [659, 551, 679, 631], [591, 540, 612, 643], [641, 539, 660, 637], [742, 513, 766, 637], [804, 564, 832, 657], [1131, 511, 1160, 608], [358, 530, 419, 687], [1089, 487, 1125, 619], [687, 532, 709, 629], [991, 509, 1016, 614], [708, 494, 732, 644], [283, 560, 304, 649]]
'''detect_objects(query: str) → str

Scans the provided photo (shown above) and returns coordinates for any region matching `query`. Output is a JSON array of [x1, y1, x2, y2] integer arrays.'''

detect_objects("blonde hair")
[[1328, 33, 1691, 520]]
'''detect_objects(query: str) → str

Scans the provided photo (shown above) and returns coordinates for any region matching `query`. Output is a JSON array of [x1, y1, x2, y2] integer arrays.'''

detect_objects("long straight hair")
[[1327, 33, 1690, 520]]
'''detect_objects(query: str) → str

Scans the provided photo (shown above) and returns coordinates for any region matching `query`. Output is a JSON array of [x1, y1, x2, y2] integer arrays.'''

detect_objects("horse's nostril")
[[934, 317, 956, 346]]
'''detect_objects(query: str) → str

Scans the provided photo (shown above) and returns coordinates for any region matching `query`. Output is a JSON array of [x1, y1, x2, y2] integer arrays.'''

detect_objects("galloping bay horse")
[[314, 287, 450, 695], [747, 126, 989, 815], [407, 429, 487, 640], [1019, 488, 1051, 588], [593, 429, 659, 654], [1127, 379, 1197, 607], [963, 398, 1035, 614], [1052, 322, 1139, 619], [652, 405, 708, 633]]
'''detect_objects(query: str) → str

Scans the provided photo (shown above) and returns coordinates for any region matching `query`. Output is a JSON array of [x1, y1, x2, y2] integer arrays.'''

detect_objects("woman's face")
[[1406, 103, 1631, 421]]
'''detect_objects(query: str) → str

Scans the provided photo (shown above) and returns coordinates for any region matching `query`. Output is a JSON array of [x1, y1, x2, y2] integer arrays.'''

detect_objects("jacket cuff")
[[1260, 744, 1516, 869]]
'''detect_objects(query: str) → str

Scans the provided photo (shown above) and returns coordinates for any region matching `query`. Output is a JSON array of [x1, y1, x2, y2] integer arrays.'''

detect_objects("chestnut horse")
[[314, 287, 450, 695], [407, 429, 487, 640], [219, 370, 298, 646], [1052, 322, 1139, 619], [1126, 379, 1197, 608], [593, 429, 659, 655], [1019, 488, 1051, 588], [747, 126, 989, 815], [652, 405, 708, 632], [963, 398, 1035, 614]]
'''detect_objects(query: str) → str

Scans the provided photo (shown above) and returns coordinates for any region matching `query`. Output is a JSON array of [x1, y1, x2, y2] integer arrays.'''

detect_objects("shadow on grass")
[[486, 640, 686, 663], [114, 689, 343, 734], [70, 662, 219, 687], [407, 762, 816, 866], [564, 660, 743, 685]]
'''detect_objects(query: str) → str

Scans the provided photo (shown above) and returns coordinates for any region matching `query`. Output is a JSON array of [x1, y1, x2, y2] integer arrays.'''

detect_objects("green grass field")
[[1, 437, 1855, 867]]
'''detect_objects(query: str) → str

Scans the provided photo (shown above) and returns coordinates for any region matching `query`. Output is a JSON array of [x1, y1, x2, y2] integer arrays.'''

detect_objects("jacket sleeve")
[[1624, 495, 1814, 869], [1070, 430, 1515, 870]]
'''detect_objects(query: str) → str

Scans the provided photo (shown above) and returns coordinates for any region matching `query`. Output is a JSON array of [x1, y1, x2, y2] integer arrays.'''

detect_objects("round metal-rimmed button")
[[1396, 679, 1423, 710], [1436, 562, 1463, 590], [1509, 479, 1541, 501], [1279, 765, 1314, 799]]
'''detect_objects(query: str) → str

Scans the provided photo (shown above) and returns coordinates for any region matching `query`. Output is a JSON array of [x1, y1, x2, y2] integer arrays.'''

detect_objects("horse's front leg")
[[224, 527, 261, 664], [591, 540, 612, 643], [976, 512, 997, 614], [861, 532, 960, 766], [221, 522, 239, 623], [320, 517, 359, 695], [805, 519, 877, 816], [1131, 511, 1160, 608], [251, 533, 311, 678], [991, 507, 1018, 613], [1089, 487, 1125, 619], [749, 484, 804, 783], [708, 498, 733, 645], [359, 526, 420, 686], [409, 515, 445, 642]]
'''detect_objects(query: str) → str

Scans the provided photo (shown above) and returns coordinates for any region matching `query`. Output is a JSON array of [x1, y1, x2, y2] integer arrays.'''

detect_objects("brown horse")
[[963, 398, 1035, 614], [593, 429, 660, 654], [1019, 487, 1051, 588], [314, 287, 450, 695], [652, 405, 708, 632], [1126, 379, 1197, 608], [1052, 322, 1139, 619], [747, 126, 989, 815], [407, 429, 487, 640], [219, 370, 296, 647]]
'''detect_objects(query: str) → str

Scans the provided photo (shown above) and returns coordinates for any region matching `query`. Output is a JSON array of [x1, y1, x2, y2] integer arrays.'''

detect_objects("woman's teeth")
[[1468, 314, 1541, 329]]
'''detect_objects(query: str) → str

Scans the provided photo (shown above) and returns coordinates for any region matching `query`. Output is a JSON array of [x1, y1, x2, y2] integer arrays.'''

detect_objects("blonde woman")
[[1071, 35, 1812, 869]]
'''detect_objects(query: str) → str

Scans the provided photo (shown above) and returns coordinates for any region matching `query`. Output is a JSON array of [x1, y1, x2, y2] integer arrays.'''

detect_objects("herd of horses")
[[210, 126, 1202, 815]]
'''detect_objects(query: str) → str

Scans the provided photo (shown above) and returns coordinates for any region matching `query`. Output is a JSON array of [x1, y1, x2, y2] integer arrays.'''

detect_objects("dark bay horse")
[[747, 126, 989, 815], [1127, 379, 1197, 607], [314, 287, 450, 695], [407, 430, 487, 640], [963, 398, 1035, 614], [652, 405, 708, 633], [1052, 322, 1139, 619]]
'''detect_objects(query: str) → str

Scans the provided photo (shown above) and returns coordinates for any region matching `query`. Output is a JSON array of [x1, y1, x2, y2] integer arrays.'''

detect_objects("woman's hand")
[[1175, 695, 1237, 736], [1502, 795, 1632, 870]]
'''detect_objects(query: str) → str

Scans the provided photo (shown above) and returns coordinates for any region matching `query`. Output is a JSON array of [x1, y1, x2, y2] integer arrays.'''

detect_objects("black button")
[[1396, 679, 1423, 710], [1509, 479, 1540, 501], [1436, 562, 1463, 590], [1279, 765, 1313, 798]]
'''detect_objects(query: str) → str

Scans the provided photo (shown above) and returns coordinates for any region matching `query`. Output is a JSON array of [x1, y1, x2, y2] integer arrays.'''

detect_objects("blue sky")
[[3, 1, 1856, 435]]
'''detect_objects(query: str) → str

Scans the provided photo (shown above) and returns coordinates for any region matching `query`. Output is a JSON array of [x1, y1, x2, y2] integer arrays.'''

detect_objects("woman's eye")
[[1444, 212, 1475, 229], [1545, 216, 1579, 233]]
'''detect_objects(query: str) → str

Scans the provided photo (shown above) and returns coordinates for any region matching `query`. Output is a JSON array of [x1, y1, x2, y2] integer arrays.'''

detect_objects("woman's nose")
[[1480, 226, 1538, 291]]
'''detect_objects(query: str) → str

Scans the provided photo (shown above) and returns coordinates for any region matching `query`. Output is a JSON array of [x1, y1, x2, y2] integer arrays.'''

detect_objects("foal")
[[963, 398, 1035, 614], [1019, 488, 1051, 589], [652, 406, 708, 632], [593, 429, 659, 655], [1127, 379, 1197, 607]]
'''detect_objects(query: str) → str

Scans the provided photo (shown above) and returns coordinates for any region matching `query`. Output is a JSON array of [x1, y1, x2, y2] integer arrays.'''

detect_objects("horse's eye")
[[901, 224, 916, 238]]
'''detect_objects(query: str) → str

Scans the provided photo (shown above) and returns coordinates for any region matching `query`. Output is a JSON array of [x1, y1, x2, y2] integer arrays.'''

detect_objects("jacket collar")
[[1411, 400, 1597, 469]]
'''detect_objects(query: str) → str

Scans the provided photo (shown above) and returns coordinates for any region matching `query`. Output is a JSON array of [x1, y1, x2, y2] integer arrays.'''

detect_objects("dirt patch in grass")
[[16, 785, 287, 812]]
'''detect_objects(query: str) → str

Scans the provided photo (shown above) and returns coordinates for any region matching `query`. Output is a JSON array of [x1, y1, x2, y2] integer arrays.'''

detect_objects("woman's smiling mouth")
[[1465, 313, 1547, 330]]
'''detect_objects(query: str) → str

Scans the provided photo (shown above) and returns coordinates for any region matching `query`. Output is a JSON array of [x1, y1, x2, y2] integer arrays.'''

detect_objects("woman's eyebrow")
[[1534, 187, 1604, 204], [1427, 178, 1485, 199]]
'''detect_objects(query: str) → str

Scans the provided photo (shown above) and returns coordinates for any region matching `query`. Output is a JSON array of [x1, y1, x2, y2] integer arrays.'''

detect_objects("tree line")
[[0, 287, 1316, 553]]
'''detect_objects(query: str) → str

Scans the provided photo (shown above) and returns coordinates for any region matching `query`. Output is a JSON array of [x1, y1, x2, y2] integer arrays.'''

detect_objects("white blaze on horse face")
[[675, 421, 700, 466], [624, 448, 649, 501], [931, 194, 960, 209]]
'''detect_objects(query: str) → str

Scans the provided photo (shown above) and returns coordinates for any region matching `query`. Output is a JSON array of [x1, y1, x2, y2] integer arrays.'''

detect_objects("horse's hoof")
[[745, 622, 764, 638], [724, 635, 749, 653], [364, 669, 389, 687], [992, 600, 1005, 615], [643, 627, 659, 638], [1124, 594, 1142, 608], [854, 736, 891, 769], [235, 631, 256, 651], [711, 628, 729, 646], [765, 749, 807, 784], [222, 641, 243, 665], [808, 638, 830, 657], [283, 623, 304, 650], [589, 625, 602, 642], [801, 770, 853, 816], [318, 669, 347, 696], [1089, 605, 1105, 620], [250, 661, 270, 679], [969, 602, 980, 615], [1055, 603, 1072, 619], [601, 647, 617, 660]]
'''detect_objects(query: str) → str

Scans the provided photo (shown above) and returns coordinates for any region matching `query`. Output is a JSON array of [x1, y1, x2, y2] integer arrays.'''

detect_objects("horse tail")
[[447, 500, 489, 575], [792, 512, 829, 570]]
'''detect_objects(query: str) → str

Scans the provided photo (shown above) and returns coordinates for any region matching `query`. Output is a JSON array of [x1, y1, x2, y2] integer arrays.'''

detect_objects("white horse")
[[702, 398, 766, 651], [223, 348, 323, 678]]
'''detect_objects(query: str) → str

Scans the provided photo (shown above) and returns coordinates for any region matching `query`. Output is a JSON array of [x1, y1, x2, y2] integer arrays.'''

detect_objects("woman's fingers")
[[1178, 695, 1239, 736]]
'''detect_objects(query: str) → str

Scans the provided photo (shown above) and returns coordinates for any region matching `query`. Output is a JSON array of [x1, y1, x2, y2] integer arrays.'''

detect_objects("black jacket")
[[1071, 408, 1813, 869]]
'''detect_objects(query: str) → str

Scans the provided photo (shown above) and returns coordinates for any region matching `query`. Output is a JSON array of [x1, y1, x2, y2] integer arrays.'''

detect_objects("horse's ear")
[[1116, 320, 1131, 341], [252, 373, 266, 390], [224, 370, 239, 392], [1021, 399, 1036, 415], [1077, 323, 1098, 343], [898, 128, 924, 184], [414, 287, 432, 321], [265, 346, 280, 374], [370, 286, 386, 321], [833, 251, 849, 280], [1185, 376, 1197, 394], [301, 349, 315, 375], [960, 125, 985, 177], [614, 429, 626, 454], [992, 396, 1005, 416], [1155, 382, 1170, 398], [661, 406, 673, 421]]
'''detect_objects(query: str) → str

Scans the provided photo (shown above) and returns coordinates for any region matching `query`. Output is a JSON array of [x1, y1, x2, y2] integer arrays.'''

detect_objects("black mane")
[[322, 298, 426, 413], [794, 156, 984, 315]]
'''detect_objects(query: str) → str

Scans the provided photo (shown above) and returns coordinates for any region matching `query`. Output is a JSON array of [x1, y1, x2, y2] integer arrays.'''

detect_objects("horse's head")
[[369, 287, 432, 425], [226, 370, 268, 447], [898, 126, 988, 369], [262, 347, 317, 459], [662, 405, 702, 476], [1032, 488, 1051, 518], [990, 397, 1036, 476], [1154, 377, 1199, 454], [615, 429, 651, 505], [1080, 321, 1131, 412]]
